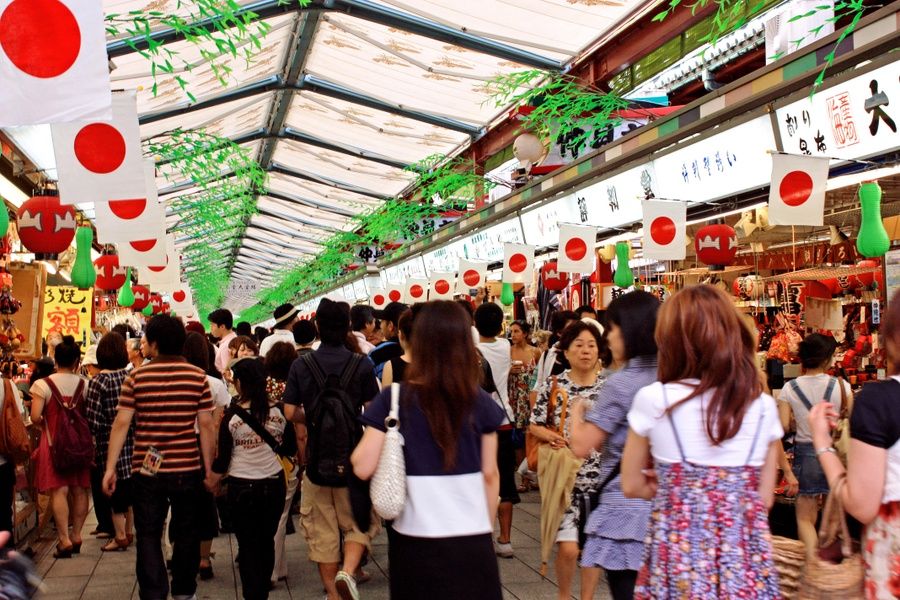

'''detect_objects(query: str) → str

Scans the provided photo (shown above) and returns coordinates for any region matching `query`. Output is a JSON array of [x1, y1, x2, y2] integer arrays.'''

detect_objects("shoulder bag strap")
[[835, 377, 849, 419], [339, 354, 364, 389], [386, 383, 401, 429], [788, 379, 814, 411], [232, 404, 285, 456], [823, 377, 837, 408], [556, 387, 570, 438], [302, 353, 327, 390], [662, 384, 688, 463], [547, 376, 559, 429], [745, 398, 767, 464]]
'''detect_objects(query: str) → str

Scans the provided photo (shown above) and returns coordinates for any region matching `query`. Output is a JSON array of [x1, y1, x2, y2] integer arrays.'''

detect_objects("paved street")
[[32, 489, 613, 599]]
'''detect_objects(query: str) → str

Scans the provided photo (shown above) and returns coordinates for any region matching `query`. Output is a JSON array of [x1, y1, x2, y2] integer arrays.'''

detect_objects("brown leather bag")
[[525, 377, 569, 471], [0, 379, 30, 463]]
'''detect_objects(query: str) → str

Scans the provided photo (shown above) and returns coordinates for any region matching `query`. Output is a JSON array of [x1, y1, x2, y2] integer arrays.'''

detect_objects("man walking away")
[[259, 304, 299, 358], [208, 309, 236, 374], [368, 302, 407, 381], [103, 315, 216, 600], [284, 299, 380, 600]]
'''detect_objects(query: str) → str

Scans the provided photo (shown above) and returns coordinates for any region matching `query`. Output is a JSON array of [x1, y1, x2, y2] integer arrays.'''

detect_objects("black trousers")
[[606, 569, 638, 600], [132, 472, 203, 600], [90, 466, 114, 534], [228, 476, 285, 600], [0, 461, 15, 533]]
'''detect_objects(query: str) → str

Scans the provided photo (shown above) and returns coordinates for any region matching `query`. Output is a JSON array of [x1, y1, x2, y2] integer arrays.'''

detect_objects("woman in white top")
[[778, 333, 852, 556], [810, 289, 900, 598], [621, 285, 783, 598]]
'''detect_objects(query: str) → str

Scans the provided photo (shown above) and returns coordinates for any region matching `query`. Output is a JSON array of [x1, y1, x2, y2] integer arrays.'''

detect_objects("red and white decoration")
[[502, 243, 534, 284], [695, 223, 738, 269], [139, 235, 180, 292], [93, 253, 127, 292], [768, 153, 830, 226], [385, 284, 405, 305], [169, 284, 195, 317], [16, 195, 77, 259], [370, 288, 389, 310], [0, 0, 111, 126], [540, 261, 569, 292], [456, 259, 488, 295], [114, 161, 166, 265], [405, 278, 429, 304], [131, 284, 151, 311], [558, 223, 597, 274], [429, 272, 455, 300], [642, 200, 687, 260], [52, 92, 146, 204]]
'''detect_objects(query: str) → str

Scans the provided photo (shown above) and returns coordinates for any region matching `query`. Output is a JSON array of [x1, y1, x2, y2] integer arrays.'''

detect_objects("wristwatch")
[[815, 446, 837, 457]]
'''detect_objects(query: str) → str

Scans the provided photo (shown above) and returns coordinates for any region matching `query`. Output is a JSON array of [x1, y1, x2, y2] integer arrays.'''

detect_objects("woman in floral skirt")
[[621, 285, 783, 599]]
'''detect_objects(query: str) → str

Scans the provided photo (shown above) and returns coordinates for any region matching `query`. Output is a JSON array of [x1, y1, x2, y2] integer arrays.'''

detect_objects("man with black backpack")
[[284, 298, 380, 600]]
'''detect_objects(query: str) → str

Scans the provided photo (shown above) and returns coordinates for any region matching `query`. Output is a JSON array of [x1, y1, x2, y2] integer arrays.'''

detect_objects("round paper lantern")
[[742, 274, 764, 299], [512, 132, 546, 168], [117, 268, 135, 307], [16, 195, 76, 259], [70, 226, 96, 290], [131, 285, 150, 311], [613, 242, 633, 288], [150, 293, 164, 314], [856, 181, 889, 258], [94, 254, 126, 292], [732, 276, 745, 298], [852, 259, 880, 289], [803, 280, 832, 300], [695, 224, 738, 270], [540, 261, 569, 291]]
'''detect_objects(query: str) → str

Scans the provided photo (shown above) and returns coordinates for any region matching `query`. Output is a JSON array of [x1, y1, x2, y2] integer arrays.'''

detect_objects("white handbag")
[[370, 383, 407, 520]]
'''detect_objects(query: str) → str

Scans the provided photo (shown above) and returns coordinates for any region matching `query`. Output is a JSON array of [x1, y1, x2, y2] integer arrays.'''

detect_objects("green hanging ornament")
[[70, 226, 96, 290], [117, 268, 135, 307], [500, 282, 515, 306], [613, 242, 634, 288], [142, 304, 153, 317], [856, 181, 890, 258], [0, 206, 9, 238]]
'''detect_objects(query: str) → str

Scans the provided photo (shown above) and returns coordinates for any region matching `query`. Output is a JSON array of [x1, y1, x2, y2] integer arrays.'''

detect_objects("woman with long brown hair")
[[809, 288, 900, 596], [351, 300, 504, 600], [620, 285, 782, 598]]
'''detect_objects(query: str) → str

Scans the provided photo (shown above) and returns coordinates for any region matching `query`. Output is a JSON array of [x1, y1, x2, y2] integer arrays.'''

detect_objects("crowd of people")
[[0, 284, 898, 600]]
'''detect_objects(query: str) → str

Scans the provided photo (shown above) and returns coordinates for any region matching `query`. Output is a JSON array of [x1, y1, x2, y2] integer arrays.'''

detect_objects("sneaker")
[[335, 570, 359, 600], [494, 539, 514, 559]]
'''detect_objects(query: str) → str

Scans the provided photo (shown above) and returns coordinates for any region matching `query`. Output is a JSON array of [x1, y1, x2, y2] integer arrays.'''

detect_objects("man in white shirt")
[[258, 304, 298, 358], [350, 305, 376, 355], [208, 309, 237, 374], [474, 302, 519, 559]]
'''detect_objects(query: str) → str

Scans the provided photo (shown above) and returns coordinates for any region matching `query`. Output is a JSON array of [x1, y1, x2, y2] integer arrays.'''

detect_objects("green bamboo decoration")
[[0, 205, 9, 238], [500, 282, 515, 306], [117, 268, 135, 307], [142, 304, 154, 317], [70, 227, 96, 290], [613, 242, 634, 288], [856, 181, 890, 258]]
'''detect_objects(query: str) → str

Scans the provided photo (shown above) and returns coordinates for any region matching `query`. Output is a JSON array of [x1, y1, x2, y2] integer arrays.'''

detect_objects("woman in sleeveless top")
[[810, 289, 900, 598], [621, 285, 783, 598], [381, 308, 413, 386], [30, 336, 91, 558]]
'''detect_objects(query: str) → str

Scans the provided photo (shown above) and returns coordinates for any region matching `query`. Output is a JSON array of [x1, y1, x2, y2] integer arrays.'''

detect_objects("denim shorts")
[[793, 442, 830, 496]]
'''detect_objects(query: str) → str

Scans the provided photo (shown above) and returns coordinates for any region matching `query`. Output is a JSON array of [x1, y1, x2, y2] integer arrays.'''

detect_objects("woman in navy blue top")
[[352, 301, 504, 600]]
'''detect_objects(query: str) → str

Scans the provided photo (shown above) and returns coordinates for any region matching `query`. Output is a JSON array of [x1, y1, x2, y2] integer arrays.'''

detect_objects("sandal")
[[53, 544, 74, 559], [199, 560, 214, 580], [101, 538, 129, 552], [126, 533, 134, 545], [71, 540, 82, 554]]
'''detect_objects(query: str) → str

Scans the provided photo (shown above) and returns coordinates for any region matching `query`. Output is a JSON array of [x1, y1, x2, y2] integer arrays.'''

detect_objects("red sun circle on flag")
[[74, 124, 127, 174], [650, 216, 677, 245], [780, 170, 814, 207], [509, 253, 528, 273], [0, 0, 81, 79], [434, 280, 450, 295], [410, 285, 424, 298], [109, 199, 146, 220], [564, 238, 587, 261], [463, 269, 480, 287], [172, 290, 186, 303], [373, 294, 385, 306], [388, 290, 402, 302], [130, 239, 157, 252], [148, 256, 168, 273]]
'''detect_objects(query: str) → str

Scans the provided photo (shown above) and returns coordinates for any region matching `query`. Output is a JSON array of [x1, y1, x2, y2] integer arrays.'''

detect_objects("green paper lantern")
[[117, 268, 135, 307], [613, 242, 634, 288], [0, 206, 8, 238], [70, 227, 96, 290], [856, 181, 890, 258], [500, 282, 514, 306], [142, 304, 153, 317]]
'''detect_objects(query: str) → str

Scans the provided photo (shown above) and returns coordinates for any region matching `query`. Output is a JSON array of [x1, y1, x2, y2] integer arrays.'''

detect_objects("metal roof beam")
[[264, 189, 358, 218], [139, 76, 282, 125], [280, 127, 410, 170], [269, 161, 387, 200], [245, 227, 324, 248]]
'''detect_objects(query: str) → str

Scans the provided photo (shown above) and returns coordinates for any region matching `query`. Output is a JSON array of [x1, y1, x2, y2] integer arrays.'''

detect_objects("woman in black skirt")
[[352, 300, 504, 600]]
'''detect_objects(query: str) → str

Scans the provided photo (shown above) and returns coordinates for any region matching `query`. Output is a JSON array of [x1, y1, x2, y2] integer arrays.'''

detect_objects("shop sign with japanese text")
[[42, 286, 93, 347]]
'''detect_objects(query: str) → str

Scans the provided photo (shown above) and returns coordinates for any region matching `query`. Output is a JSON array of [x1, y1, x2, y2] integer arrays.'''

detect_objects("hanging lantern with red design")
[[540, 261, 569, 291], [131, 285, 151, 311], [94, 253, 127, 293], [16, 196, 77, 260], [150, 293, 164, 314], [695, 223, 738, 270]]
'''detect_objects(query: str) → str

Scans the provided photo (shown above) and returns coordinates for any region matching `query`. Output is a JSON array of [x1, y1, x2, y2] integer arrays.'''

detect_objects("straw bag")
[[832, 379, 851, 464], [371, 383, 406, 520], [526, 377, 568, 472], [798, 476, 864, 599], [771, 535, 806, 598]]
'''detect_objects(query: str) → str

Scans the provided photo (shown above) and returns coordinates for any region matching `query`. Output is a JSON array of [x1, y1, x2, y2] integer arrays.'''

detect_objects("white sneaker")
[[335, 570, 359, 600], [494, 539, 514, 558]]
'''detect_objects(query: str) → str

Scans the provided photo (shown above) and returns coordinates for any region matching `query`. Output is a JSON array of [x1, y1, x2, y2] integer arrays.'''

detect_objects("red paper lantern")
[[150, 293, 164, 314], [540, 261, 569, 291], [802, 280, 832, 300], [695, 224, 738, 270], [94, 253, 127, 292], [852, 259, 881, 289], [131, 285, 150, 311], [16, 195, 76, 259]]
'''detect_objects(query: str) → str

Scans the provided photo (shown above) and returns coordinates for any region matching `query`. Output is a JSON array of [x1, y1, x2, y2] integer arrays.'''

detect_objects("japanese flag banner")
[[370, 287, 389, 310], [139, 235, 181, 293], [405, 278, 429, 304], [385, 284, 405, 305], [113, 161, 166, 265], [429, 272, 455, 300], [642, 200, 687, 260], [168, 284, 195, 317], [502, 243, 534, 284], [768, 153, 830, 226], [52, 92, 146, 205], [0, 0, 111, 126], [558, 223, 597, 273], [456, 259, 488, 295]]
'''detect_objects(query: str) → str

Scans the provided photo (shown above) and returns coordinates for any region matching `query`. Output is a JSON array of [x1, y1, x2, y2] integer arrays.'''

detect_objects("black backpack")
[[302, 353, 364, 487]]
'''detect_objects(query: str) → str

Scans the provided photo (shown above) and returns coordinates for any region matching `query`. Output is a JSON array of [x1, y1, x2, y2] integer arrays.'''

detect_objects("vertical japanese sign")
[[42, 286, 93, 347]]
